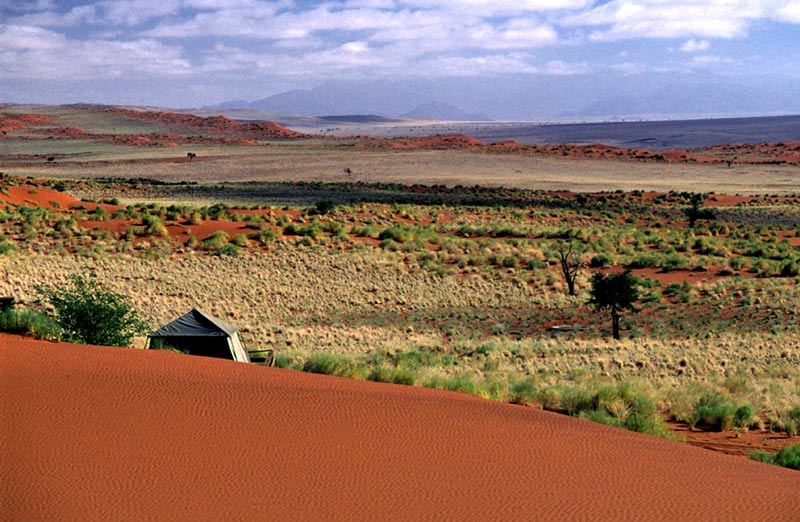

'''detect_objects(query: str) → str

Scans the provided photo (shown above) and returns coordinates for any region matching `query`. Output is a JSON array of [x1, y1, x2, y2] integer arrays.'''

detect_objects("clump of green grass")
[[540, 381, 671, 438], [750, 444, 800, 470], [0, 306, 62, 340], [509, 379, 537, 406], [302, 352, 365, 379], [200, 231, 229, 251]]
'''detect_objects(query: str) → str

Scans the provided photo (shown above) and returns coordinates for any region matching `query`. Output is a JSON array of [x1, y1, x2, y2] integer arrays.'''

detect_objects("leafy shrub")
[[36, 273, 147, 347]]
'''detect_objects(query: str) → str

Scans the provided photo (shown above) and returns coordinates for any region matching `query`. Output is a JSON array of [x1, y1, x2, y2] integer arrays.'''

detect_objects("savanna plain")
[[3, 104, 800, 462]]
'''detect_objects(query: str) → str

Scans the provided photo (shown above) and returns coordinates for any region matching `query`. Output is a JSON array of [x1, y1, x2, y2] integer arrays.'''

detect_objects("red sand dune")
[[2, 334, 799, 521], [0, 184, 116, 213], [101, 108, 304, 140], [0, 113, 51, 133]]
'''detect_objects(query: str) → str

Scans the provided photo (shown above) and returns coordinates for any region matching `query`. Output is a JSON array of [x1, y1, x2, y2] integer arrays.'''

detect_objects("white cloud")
[[565, 1, 800, 41], [9, 5, 97, 27], [541, 59, 590, 75], [412, 53, 539, 76], [399, 0, 592, 14], [691, 54, 735, 65], [0, 24, 191, 80], [778, 2, 800, 22], [4, 0, 800, 89], [98, 0, 182, 26], [680, 39, 710, 52]]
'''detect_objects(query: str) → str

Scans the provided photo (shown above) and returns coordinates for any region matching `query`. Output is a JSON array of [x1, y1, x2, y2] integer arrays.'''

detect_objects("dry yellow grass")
[[9, 148, 800, 195], [2, 248, 797, 410]]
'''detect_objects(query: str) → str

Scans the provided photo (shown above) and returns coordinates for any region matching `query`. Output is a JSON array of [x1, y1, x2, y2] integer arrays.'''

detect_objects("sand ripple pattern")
[[2, 334, 799, 521]]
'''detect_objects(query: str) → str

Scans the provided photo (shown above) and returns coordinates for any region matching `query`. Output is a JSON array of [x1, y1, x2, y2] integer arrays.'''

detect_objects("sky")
[[2, 0, 800, 110]]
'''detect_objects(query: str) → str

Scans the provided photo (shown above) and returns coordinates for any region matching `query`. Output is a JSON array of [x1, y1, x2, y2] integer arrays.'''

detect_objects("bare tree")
[[558, 241, 582, 296]]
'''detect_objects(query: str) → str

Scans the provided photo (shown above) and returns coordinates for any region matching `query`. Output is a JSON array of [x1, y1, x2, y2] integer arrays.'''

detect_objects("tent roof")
[[149, 308, 239, 338]]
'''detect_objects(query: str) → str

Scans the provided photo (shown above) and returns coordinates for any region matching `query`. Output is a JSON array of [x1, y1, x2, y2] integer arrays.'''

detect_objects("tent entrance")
[[151, 336, 234, 360]]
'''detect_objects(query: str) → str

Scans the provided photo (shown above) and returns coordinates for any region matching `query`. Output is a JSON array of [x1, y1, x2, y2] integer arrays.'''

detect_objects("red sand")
[[101, 108, 304, 140], [2, 334, 799, 521]]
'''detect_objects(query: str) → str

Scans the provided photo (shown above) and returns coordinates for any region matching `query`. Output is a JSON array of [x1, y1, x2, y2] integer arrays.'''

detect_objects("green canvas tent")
[[146, 308, 250, 363]]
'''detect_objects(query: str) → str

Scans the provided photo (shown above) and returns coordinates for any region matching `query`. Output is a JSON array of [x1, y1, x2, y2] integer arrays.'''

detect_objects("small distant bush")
[[249, 228, 276, 245], [218, 243, 239, 256], [379, 225, 414, 243], [626, 254, 660, 269], [283, 223, 322, 239], [200, 231, 229, 251], [314, 200, 337, 215], [780, 260, 800, 277], [589, 253, 612, 268], [142, 215, 169, 238]]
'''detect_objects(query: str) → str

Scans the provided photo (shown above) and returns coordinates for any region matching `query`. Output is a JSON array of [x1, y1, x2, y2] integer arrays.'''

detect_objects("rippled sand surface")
[[2, 334, 799, 521]]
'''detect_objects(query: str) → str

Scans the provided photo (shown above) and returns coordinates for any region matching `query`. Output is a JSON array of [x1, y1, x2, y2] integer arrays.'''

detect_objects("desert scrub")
[[541, 381, 671, 437], [750, 444, 800, 470], [200, 231, 229, 251], [0, 306, 61, 340], [302, 352, 365, 379], [283, 222, 322, 239]]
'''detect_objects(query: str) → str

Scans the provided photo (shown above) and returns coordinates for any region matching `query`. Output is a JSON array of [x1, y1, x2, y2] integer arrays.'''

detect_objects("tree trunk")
[[611, 310, 620, 340]]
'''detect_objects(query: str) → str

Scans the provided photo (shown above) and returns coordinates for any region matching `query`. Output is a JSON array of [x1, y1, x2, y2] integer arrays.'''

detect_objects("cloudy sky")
[[2, 0, 800, 110]]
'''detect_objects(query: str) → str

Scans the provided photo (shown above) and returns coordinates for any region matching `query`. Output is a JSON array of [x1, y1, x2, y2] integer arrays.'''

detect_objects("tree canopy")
[[588, 270, 640, 340]]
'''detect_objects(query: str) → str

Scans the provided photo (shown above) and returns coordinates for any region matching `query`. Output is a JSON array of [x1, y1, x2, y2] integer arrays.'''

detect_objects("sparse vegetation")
[[36, 273, 147, 347], [1, 140, 800, 451], [750, 444, 800, 470]]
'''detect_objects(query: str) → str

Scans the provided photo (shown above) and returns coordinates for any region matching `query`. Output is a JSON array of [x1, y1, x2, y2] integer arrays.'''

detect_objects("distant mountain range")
[[205, 74, 800, 122]]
